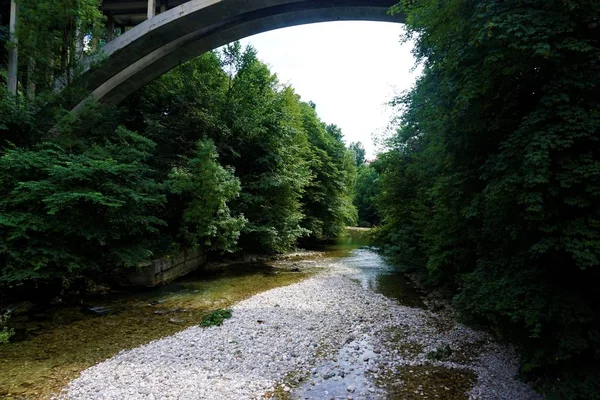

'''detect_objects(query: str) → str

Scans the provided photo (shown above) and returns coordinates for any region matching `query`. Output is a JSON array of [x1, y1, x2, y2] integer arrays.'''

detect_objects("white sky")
[[239, 21, 421, 159]]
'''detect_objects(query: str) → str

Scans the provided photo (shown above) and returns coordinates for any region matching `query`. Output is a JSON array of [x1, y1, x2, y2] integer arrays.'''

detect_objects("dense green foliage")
[[2, 0, 104, 97], [301, 115, 357, 241], [348, 141, 366, 167], [376, 0, 600, 397], [0, 127, 165, 284], [219, 46, 313, 251], [130, 44, 357, 252], [0, 313, 14, 344], [347, 141, 380, 227], [1, 1, 357, 289], [353, 163, 380, 227], [167, 140, 245, 253]]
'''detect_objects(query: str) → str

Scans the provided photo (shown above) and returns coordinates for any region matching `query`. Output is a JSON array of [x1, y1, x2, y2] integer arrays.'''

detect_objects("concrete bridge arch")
[[70, 0, 403, 110]]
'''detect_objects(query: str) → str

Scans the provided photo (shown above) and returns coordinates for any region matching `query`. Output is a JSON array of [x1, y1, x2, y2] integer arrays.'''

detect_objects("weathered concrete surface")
[[72, 0, 403, 109], [126, 248, 205, 287]]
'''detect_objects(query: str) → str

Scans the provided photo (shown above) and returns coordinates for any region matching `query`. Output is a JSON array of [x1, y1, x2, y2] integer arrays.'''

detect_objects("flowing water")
[[0, 229, 422, 399], [306, 228, 423, 307]]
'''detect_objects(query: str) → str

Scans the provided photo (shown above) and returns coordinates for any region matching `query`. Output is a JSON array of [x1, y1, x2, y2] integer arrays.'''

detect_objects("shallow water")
[[293, 232, 474, 400], [0, 229, 422, 399], [0, 263, 312, 399], [311, 229, 423, 307]]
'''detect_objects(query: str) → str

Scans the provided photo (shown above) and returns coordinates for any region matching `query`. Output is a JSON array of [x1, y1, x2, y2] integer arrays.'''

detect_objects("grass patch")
[[426, 344, 453, 361], [0, 313, 14, 344], [0, 326, 14, 344], [200, 309, 232, 327]]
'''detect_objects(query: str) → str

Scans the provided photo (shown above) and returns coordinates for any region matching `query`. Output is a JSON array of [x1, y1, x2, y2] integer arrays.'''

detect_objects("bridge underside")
[[73, 0, 403, 109], [103, 0, 190, 27]]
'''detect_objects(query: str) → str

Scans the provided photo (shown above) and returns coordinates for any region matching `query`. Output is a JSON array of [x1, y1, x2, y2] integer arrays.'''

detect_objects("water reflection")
[[306, 228, 371, 258]]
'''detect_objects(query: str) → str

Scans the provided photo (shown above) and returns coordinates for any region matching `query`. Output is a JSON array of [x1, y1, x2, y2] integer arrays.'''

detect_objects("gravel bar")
[[57, 252, 543, 400]]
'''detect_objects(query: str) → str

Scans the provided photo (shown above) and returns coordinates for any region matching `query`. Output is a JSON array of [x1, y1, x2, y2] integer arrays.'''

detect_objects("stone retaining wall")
[[126, 248, 205, 287]]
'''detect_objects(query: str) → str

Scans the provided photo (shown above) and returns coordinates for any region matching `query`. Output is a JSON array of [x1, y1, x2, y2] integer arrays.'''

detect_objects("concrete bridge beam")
[[71, 0, 402, 110]]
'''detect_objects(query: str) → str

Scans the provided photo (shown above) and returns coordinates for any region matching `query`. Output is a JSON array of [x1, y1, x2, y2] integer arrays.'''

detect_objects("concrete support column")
[[147, 0, 156, 19], [7, 0, 18, 95], [107, 14, 115, 42]]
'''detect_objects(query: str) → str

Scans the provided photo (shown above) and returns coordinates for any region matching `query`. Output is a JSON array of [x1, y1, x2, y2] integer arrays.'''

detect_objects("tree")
[[15, 0, 104, 95], [0, 31, 359, 294], [354, 165, 380, 227], [376, 0, 600, 397], [348, 141, 366, 167], [300, 105, 357, 239], [0, 127, 165, 285], [219, 44, 312, 253], [167, 140, 245, 253]]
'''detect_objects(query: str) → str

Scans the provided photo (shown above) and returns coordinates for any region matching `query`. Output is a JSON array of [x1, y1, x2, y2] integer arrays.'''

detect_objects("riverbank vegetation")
[[0, 2, 357, 295], [1, 0, 599, 398], [374, 0, 600, 398], [0, 313, 13, 344]]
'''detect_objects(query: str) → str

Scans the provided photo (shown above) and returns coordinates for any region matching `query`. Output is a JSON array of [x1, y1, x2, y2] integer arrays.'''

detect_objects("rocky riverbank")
[[0, 261, 313, 399], [57, 249, 543, 400]]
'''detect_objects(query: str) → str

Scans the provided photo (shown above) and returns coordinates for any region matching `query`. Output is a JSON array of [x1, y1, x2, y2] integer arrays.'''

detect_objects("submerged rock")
[[4, 301, 36, 315], [84, 306, 113, 316], [147, 299, 167, 306]]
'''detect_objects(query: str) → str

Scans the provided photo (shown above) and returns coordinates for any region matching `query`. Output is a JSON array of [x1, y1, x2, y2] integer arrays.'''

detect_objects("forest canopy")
[[2, 0, 599, 397], [0, 31, 358, 287], [374, 0, 600, 397]]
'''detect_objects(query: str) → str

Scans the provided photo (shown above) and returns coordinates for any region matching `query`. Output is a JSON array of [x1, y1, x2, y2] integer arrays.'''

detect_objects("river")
[[0, 229, 420, 399], [1, 229, 542, 400]]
